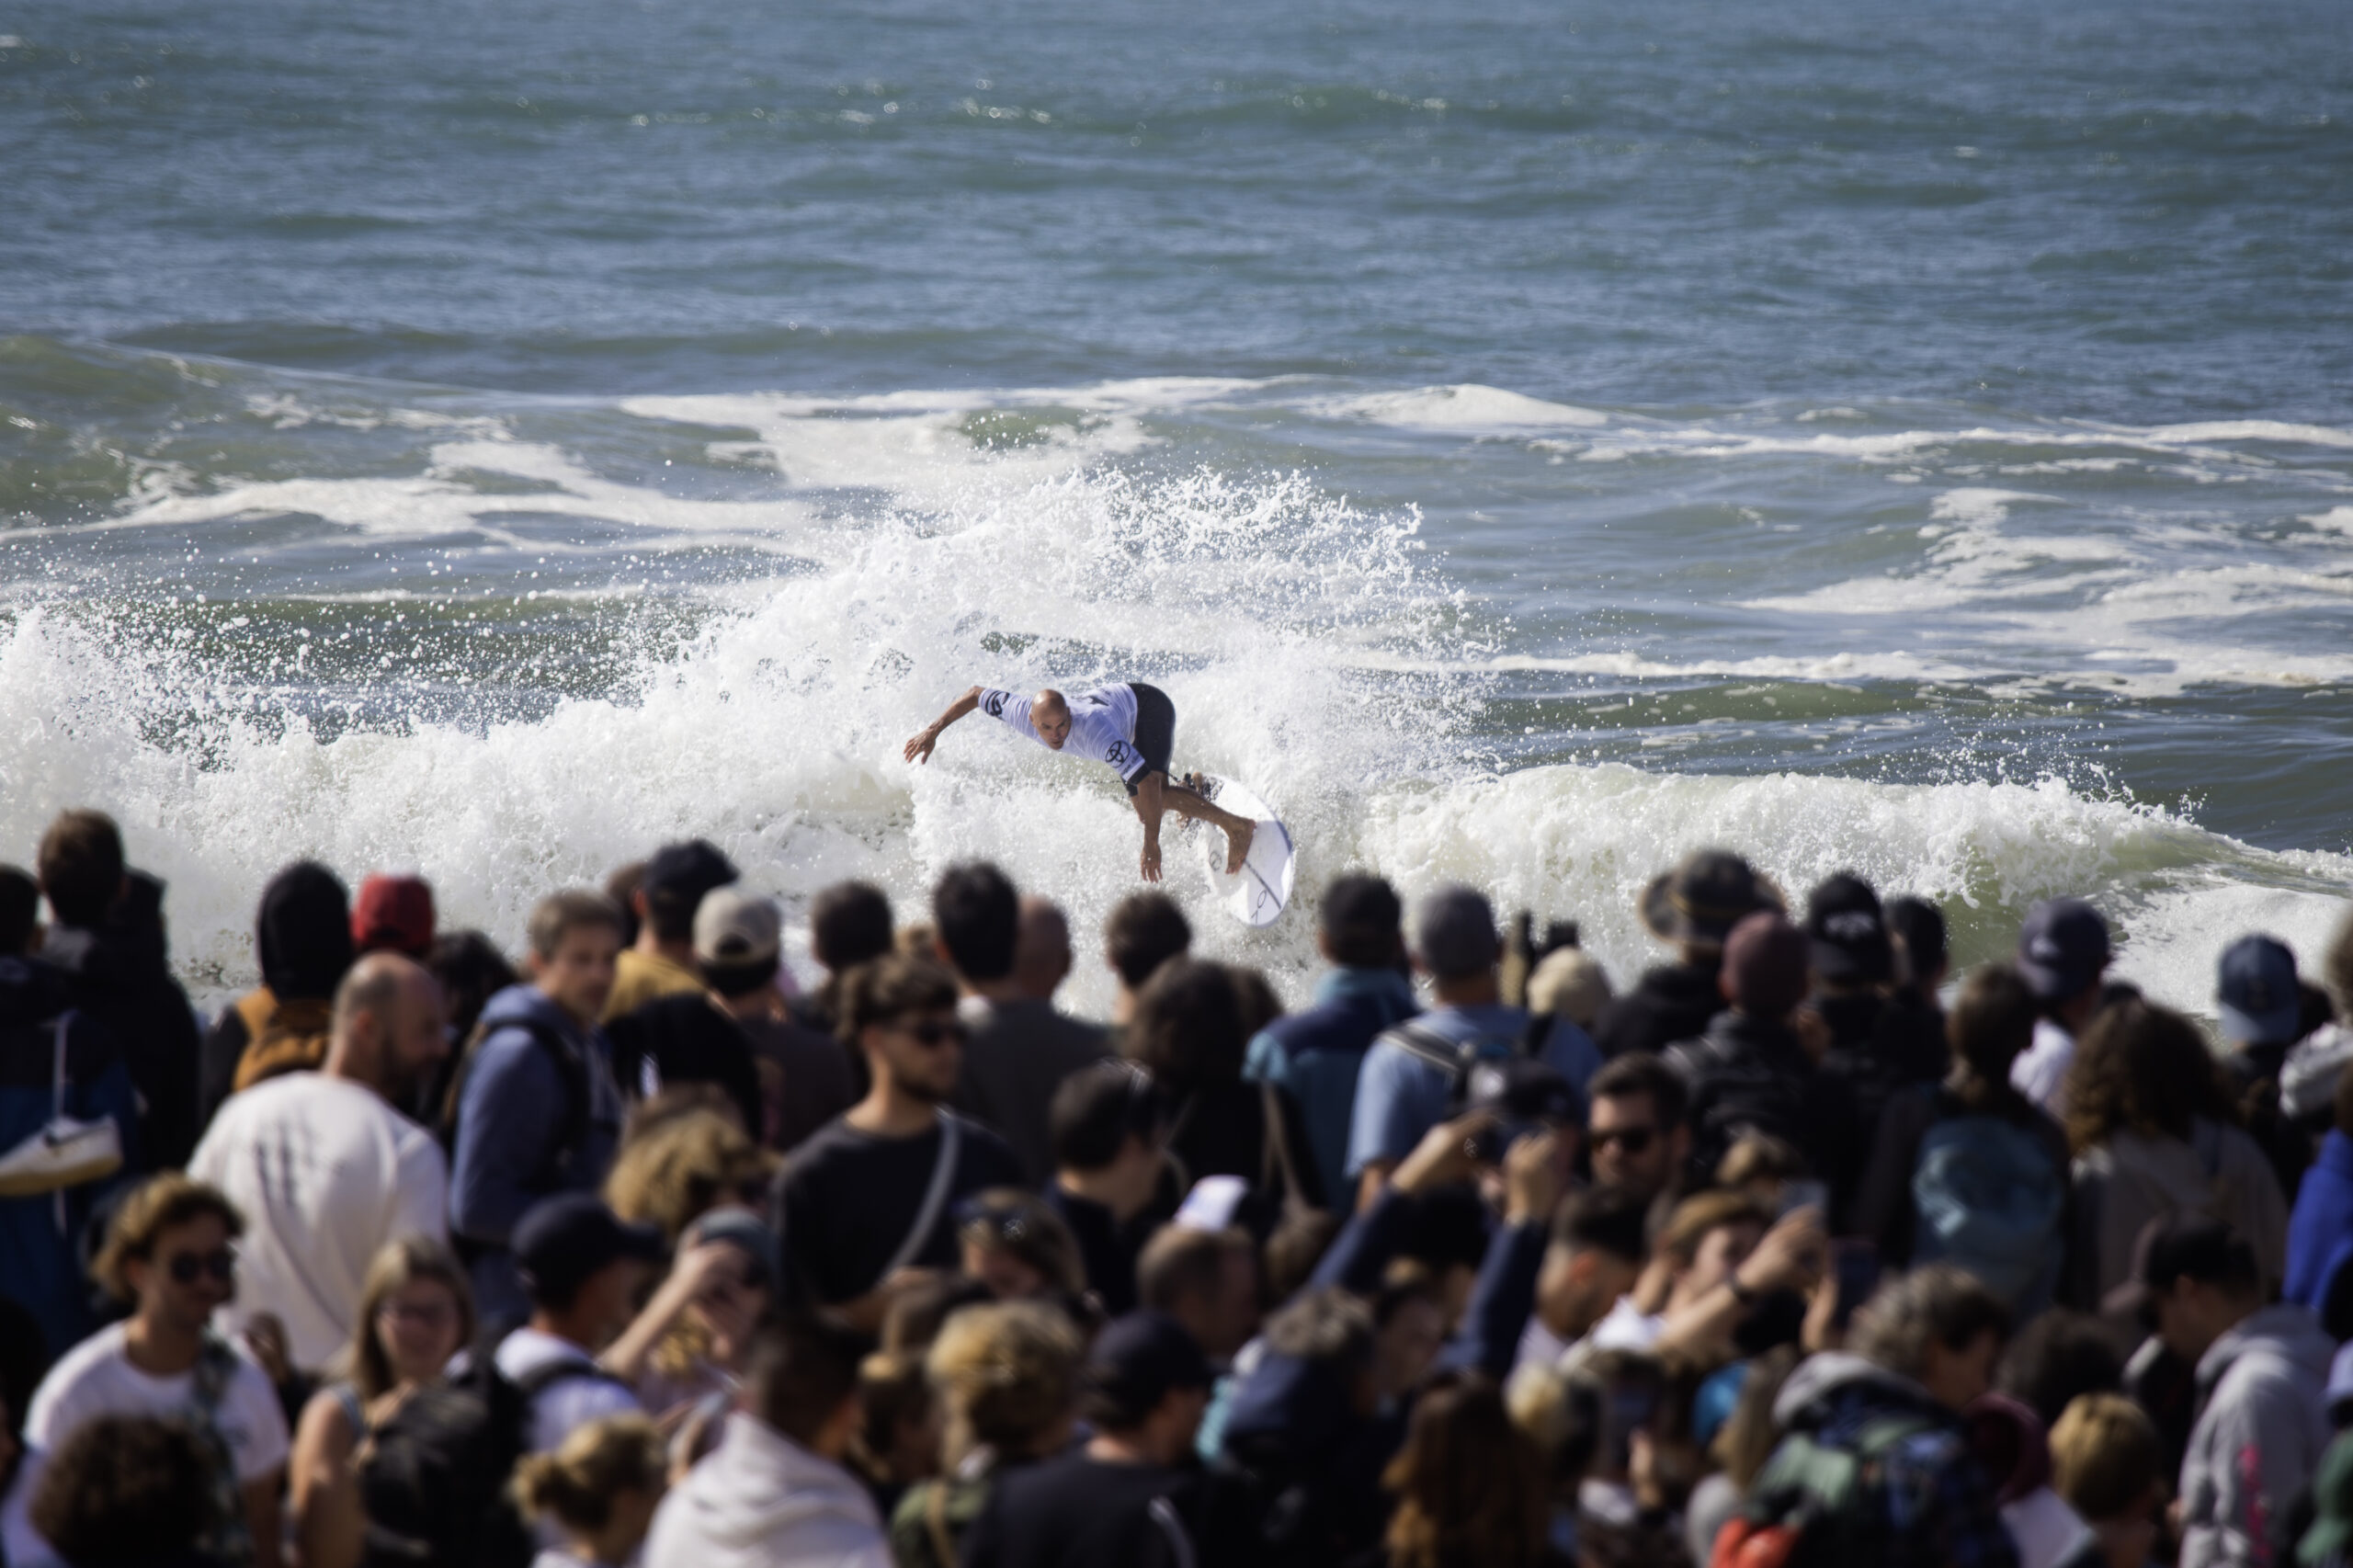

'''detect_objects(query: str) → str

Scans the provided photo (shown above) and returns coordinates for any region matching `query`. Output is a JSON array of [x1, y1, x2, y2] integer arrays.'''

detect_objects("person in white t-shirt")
[[2, 1175, 290, 1568], [904, 680, 1255, 883], [188, 950, 453, 1372], [495, 1192, 664, 1454]]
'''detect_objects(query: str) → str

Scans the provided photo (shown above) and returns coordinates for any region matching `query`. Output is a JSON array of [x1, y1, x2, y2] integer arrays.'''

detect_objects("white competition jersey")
[[979, 685, 1148, 783]]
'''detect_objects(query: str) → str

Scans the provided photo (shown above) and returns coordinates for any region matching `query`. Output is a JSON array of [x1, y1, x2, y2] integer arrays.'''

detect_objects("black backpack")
[[1668, 1031, 1815, 1182], [357, 1358, 536, 1568], [358, 1356, 634, 1568]]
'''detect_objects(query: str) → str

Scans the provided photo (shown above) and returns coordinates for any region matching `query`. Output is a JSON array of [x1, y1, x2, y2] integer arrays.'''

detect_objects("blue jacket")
[[1344, 1002, 1603, 1180], [1244, 967, 1417, 1207], [449, 983, 624, 1327], [0, 957, 139, 1361], [2288, 1130, 2353, 1321]]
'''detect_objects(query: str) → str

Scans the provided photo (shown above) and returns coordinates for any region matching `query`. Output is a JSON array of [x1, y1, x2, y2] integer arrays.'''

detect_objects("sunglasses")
[[167, 1248, 237, 1285], [1590, 1126, 1657, 1156], [892, 1018, 970, 1050], [955, 1196, 1039, 1245]]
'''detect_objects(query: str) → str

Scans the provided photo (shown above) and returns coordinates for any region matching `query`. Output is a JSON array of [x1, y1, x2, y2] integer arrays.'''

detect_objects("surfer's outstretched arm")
[[904, 685, 983, 765]]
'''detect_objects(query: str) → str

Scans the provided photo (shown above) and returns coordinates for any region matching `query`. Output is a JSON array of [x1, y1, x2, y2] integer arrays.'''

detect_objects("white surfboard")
[[1190, 774, 1296, 927]]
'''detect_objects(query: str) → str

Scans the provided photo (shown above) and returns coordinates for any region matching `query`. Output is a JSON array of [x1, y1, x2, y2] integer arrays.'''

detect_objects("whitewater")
[[3, 0, 2348, 1021]]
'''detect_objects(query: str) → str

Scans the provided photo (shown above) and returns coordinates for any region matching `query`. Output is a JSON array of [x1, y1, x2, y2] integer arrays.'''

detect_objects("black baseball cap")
[[642, 839, 739, 903], [1805, 873, 1892, 986], [1085, 1311, 1213, 1418], [514, 1193, 665, 1305], [2101, 1213, 2259, 1325]]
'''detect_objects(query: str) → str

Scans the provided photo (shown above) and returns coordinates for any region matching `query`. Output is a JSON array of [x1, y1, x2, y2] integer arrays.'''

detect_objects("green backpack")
[[1710, 1413, 1938, 1568]]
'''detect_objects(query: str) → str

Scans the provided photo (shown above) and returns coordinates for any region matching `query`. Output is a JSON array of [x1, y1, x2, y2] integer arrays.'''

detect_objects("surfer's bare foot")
[[1224, 820, 1255, 874]]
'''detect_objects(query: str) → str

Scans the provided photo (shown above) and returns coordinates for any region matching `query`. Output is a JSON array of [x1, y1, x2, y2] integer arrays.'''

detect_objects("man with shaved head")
[[188, 951, 452, 1369], [904, 679, 1254, 883]]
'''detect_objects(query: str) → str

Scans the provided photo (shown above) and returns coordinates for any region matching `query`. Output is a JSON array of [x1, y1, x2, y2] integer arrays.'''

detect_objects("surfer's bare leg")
[[1159, 777, 1256, 873]]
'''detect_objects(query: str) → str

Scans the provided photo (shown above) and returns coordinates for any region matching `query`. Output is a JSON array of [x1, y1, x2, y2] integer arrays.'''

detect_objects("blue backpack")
[[1911, 1109, 2063, 1311]]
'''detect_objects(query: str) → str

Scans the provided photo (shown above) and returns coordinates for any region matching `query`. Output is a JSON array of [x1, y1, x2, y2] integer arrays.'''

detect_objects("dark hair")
[[1138, 1225, 1254, 1315], [1263, 1287, 1377, 1377], [2065, 996, 2237, 1153], [426, 930, 517, 1044], [835, 952, 960, 1048], [603, 860, 647, 950], [881, 1273, 995, 1357], [37, 809, 125, 928], [933, 862, 1019, 983], [0, 865, 38, 955], [1228, 966, 1284, 1039], [1382, 1372, 1552, 1568], [29, 1415, 217, 1562], [1323, 873, 1404, 969], [1129, 957, 1247, 1093], [1263, 1209, 1346, 1301], [746, 1313, 872, 1448], [1105, 892, 1190, 990], [1887, 896, 1948, 981], [810, 881, 895, 972], [1995, 1308, 2126, 1430], [1049, 1061, 1165, 1172], [1549, 1184, 1652, 1264], [642, 840, 735, 944], [1586, 1051, 1688, 1131], [1948, 962, 2040, 1104], [1850, 1264, 2012, 1383], [957, 1188, 1086, 1295], [1401, 1187, 1492, 1276]]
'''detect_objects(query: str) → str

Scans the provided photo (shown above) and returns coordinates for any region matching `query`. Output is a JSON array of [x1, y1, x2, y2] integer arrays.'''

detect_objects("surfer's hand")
[[1140, 837, 1162, 883], [904, 727, 938, 765]]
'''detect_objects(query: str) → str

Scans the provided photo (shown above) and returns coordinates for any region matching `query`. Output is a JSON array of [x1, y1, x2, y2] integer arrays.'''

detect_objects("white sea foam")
[[1313, 383, 1612, 433]]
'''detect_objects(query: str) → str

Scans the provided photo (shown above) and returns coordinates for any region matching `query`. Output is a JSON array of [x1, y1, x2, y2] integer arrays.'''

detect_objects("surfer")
[[904, 682, 1256, 884]]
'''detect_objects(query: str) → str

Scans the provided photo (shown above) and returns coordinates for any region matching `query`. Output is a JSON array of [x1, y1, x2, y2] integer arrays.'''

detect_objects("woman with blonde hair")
[[889, 1301, 1082, 1568], [512, 1412, 667, 1568], [605, 1103, 776, 1244], [287, 1234, 474, 1568]]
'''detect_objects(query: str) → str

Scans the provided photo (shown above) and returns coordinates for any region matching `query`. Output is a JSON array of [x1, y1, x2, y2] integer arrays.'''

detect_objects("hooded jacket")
[[1767, 1351, 2018, 1568], [2178, 1303, 2335, 1568], [197, 861, 355, 1124], [2067, 1119, 2289, 1313], [41, 869, 202, 1170], [447, 983, 623, 1329], [643, 1411, 890, 1568], [0, 957, 138, 1360]]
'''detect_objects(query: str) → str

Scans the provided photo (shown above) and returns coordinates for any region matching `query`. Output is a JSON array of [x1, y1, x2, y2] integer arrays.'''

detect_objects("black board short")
[[1126, 682, 1176, 792]]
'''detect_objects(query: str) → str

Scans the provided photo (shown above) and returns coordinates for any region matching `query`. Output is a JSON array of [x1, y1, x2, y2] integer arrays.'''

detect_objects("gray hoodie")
[[2179, 1302, 2335, 1568], [643, 1412, 890, 1568]]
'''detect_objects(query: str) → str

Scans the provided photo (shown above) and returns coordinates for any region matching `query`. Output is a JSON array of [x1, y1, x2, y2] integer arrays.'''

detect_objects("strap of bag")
[[1147, 1494, 1199, 1568], [51, 1010, 74, 1120], [1384, 1021, 1471, 1078], [1258, 1081, 1317, 1217], [926, 1479, 958, 1568], [880, 1112, 962, 1283]]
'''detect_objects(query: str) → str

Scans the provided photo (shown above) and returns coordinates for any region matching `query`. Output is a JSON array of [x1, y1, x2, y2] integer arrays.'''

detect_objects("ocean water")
[[3, 0, 2349, 1018]]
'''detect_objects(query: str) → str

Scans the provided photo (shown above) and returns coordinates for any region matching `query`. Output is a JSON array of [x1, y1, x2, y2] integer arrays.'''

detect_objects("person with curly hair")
[[890, 1301, 1082, 1568], [2063, 997, 2288, 1311]]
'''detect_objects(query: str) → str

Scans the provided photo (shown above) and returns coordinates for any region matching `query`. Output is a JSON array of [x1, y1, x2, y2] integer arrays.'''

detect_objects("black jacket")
[[1592, 960, 1722, 1060], [1666, 1009, 1864, 1218], [42, 871, 202, 1171], [1817, 989, 1949, 1137]]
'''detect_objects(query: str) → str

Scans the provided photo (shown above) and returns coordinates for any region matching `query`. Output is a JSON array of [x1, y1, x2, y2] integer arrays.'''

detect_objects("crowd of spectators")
[[2, 803, 2352, 1568]]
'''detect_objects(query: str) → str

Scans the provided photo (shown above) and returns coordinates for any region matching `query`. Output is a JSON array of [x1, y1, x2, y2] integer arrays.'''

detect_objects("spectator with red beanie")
[[350, 873, 436, 960]]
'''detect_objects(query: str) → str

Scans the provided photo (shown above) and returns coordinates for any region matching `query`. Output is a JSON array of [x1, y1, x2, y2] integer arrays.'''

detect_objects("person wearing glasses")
[[769, 953, 1024, 1334], [1, 1174, 290, 1568], [286, 1236, 474, 1568], [1584, 1052, 1692, 1211]]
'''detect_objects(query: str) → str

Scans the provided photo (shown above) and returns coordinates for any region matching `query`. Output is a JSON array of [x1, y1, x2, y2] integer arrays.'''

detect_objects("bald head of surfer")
[[1030, 689, 1072, 749]]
